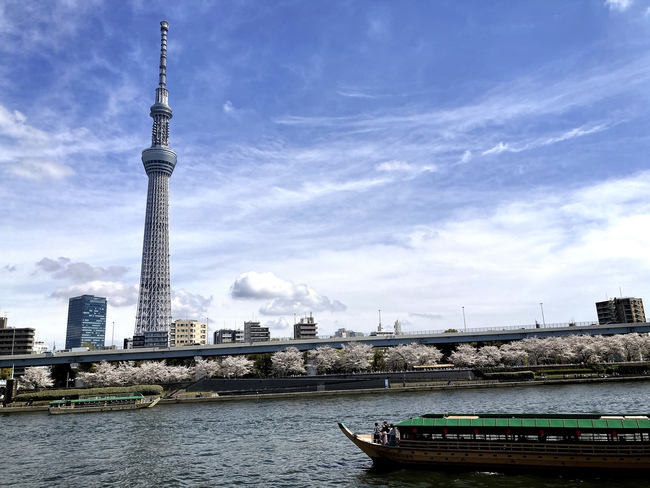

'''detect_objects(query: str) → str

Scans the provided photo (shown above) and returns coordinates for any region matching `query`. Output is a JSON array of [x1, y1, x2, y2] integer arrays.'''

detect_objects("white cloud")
[[336, 90, 380, 99], [36, 257, 128, 283], [49, 281, 138, 308], [5, 2, 650, 347], [263, 317, 291, 331], [605, 0, 633, 11], [376, 160, 413, 172], [482, 141, 510, 156], [0, 105, 48, 140], [230, 271, 347, 315], [375, 160, 436, 174], [171, 289, 213, 319], [541, 124, 609, 147], [366, 10, 391, 41], [231, 271, 298, 299], [9, 159, 74, 180]]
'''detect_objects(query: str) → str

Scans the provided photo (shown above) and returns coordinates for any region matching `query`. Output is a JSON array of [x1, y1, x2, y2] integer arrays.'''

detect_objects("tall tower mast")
[[134, 21, 177, 346]]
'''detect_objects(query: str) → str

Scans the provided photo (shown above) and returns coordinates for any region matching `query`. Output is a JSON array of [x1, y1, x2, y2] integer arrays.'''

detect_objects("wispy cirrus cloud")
[[605, 0, 633, 12], [9, 159, 74, 180], [375, 160, 436, 174]]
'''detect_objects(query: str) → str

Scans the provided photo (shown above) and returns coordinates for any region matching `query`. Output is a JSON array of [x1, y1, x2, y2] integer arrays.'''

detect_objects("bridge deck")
[[1, 322, 649, 368]]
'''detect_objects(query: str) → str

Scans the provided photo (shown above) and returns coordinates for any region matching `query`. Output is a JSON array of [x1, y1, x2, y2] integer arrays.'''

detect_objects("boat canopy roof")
[[397, 414, 650, 432]]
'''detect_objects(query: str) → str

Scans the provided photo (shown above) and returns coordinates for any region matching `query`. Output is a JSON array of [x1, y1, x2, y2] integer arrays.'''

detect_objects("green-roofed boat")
[[48, 394, 160, 415], [339, 413, 650, 473]]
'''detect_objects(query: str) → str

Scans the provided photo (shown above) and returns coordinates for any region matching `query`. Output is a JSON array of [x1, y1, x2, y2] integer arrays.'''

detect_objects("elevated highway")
[[1, 321, 649, 369]]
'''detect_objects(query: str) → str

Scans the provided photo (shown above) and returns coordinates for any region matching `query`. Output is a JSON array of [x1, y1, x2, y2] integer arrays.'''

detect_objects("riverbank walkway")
[[3, 374, 648, 414]]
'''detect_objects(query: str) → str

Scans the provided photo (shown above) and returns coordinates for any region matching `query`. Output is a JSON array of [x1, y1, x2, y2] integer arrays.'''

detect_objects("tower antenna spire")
[[158, 20, 168, 89]]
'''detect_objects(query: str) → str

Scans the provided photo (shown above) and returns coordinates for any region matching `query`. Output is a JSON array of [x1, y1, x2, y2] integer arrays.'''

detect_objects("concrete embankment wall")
[[188, 369, 475, 395], [190, 377, 387, 394]]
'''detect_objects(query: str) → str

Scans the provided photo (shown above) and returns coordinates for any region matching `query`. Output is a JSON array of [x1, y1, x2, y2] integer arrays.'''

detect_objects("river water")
[[3, 381, 650, 487]]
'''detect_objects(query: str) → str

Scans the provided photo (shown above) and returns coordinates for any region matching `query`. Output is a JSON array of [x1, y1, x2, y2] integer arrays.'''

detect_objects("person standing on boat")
[[388, 424, 397, 446], [381, 421, 389, 445], [373, 423, 382, 443]]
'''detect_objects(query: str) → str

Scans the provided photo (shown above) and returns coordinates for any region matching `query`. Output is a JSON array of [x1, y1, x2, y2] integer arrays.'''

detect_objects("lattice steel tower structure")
[[134, 20, 177, 346]]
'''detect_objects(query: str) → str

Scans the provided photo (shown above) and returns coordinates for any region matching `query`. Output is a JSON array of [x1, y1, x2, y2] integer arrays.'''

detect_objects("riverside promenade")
[[3, 374, 649, 414]]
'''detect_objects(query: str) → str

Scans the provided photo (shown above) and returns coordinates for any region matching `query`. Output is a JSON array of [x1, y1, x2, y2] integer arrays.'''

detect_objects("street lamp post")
[[540, 303, 546, 327], [111, 321, 115, 349], [462, 307, 467, 332]]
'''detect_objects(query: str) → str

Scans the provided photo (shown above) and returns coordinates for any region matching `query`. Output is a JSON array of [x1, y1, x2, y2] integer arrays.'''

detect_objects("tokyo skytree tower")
[[134, 21, 177, 342]]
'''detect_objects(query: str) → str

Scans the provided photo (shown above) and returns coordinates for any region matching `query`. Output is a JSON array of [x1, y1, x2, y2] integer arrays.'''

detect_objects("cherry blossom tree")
[[167, 364, 194, 383], [384, 344, 414, 370], [272, 347, 306, 376], [499, 342, 528, 366], [518, 338, 548, 366], [449, 343, 478, 367], [77, 360, 192, 386], [640, 335, 650, 362], [416, 344, 444, 366], [77, 360, 124, 387], [193, 356, 221, 380], [564, 335, 601, 364], [20, 367, 54, 389], [621, 333, 646, 361], [385, 343, 443, 371], [475, 345, 502, 367], [308, 346, 340, 374], [545, 337, 575, 364], [113, 361, 137, 385], [589, 335, 610, 363], [132, 361, 165, 384], [600, 335, 627, 362], [220, 356, 254, 378], [339, 342, 374, 372], [132, 361, 192, 384]]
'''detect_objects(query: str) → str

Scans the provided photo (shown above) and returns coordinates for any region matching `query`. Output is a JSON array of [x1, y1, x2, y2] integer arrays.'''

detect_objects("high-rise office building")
[[65, 295, 107, 349], [134, 21, 177, 348]]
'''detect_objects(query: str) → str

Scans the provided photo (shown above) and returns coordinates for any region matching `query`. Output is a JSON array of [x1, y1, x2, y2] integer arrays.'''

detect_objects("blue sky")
[[2, 0, 650, 348]]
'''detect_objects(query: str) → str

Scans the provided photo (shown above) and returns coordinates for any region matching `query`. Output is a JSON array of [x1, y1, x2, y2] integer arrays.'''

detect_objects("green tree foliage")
[[249, 353, 273, 378]]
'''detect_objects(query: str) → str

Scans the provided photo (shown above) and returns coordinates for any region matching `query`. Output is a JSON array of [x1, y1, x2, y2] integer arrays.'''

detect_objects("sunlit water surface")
[[3, 382, 650, 487]]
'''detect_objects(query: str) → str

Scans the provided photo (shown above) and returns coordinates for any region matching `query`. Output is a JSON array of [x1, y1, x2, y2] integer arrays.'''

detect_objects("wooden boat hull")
[[338, 422, 650, 472], [49, 396, 160, 415]]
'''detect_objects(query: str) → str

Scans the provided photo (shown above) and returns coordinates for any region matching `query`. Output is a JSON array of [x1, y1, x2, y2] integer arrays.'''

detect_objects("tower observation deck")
[[134, 21, 177, 347]]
